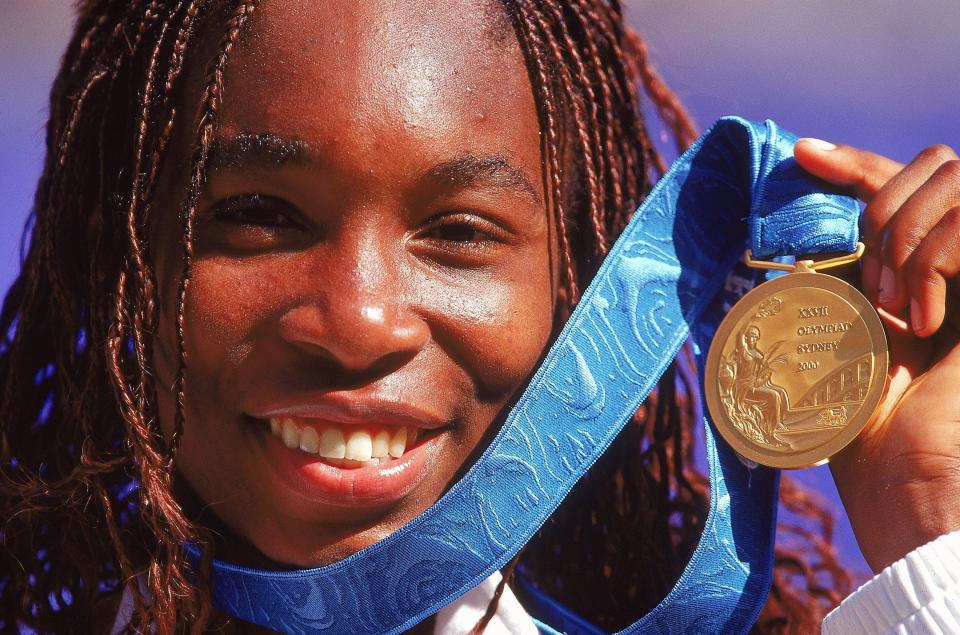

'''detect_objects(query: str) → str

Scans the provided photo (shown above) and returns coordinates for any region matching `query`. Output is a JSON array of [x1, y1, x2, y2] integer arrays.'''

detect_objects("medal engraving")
[[705, 271, 888, 468]]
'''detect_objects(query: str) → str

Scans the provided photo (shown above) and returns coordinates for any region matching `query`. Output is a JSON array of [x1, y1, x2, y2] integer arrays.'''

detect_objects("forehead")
[[213, 0, 537, 171]]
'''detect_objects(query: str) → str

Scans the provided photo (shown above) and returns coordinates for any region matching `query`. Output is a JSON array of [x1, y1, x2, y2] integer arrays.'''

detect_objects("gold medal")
[[704, 244, 888, 469]]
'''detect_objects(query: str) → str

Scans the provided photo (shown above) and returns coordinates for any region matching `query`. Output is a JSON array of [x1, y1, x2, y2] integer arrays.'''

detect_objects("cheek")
[[154, 258, 282, 417], [184, 259, 288, 372], [422, 260, 555, 404], [187, 262, 271, 340]]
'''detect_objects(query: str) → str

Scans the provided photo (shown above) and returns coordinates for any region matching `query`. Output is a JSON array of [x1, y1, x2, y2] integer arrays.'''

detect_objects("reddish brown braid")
[[1, 1, 849, 633], [0, 1, 254, 632]]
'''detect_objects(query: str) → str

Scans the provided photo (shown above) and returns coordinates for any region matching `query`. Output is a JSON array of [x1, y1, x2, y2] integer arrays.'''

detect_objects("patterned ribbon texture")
[[195, 117, 861, 634]]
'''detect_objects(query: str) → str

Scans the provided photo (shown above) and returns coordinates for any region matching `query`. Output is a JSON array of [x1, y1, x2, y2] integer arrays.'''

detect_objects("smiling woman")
[[146, 0, 562, 574], [6, 1, 960, 634], [0, 0, 830, 632]]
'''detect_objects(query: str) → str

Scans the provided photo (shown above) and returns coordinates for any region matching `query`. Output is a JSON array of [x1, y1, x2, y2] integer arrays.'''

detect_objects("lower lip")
[[260, 427, 436, 507]]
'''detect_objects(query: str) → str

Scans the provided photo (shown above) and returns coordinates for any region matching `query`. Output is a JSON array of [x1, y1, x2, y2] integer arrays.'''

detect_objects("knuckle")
[[932, 159, 960, 184], [905, 253, 940, 288], [945, 206, 960, 229], [905, 251, 930, 277], [886, 223, 925, 260], [917, 272, 944, 292], [917, 144, 958, 164]]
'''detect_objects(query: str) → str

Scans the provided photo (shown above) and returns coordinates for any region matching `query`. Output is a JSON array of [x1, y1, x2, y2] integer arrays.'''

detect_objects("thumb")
[[794, 138, 904, 202]]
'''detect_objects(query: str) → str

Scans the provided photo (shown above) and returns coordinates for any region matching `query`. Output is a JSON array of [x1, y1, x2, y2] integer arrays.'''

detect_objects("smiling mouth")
[[266, 417, 432, 468]]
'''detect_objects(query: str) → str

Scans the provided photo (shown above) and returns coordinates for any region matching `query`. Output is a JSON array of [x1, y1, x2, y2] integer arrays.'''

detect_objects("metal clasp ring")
[[743, 242, 865, 273]]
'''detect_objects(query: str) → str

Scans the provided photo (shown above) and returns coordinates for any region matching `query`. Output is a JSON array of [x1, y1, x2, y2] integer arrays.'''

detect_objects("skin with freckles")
[[152, 0, 555, 567]]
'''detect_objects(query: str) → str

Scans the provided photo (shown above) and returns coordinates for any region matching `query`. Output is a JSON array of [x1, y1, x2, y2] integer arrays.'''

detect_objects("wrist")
[[849, 479, 960, 572]]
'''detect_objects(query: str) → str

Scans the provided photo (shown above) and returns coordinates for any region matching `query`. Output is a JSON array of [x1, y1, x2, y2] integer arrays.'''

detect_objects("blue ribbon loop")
[[195, 117, 861, 634]]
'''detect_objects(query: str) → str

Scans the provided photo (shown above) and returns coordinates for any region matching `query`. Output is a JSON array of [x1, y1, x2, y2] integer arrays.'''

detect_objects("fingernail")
[[878, 266, 897, 304], [798, 137, 837, 151], [910, 298, 924, 334]]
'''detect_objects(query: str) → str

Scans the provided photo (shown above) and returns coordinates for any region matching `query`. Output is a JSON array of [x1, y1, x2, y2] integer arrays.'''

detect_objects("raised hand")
[[794, 139, 960, 572]]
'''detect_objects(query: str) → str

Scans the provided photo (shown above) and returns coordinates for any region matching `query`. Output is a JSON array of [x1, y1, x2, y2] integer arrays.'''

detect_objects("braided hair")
[[0, 1, 849, 633]]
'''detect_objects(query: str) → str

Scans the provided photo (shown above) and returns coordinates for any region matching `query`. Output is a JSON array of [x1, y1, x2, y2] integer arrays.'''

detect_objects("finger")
[[882, 158, 960, 312], [794, 138, 903, 202], [794, 139, 903, 303], [904, 206, 960, 336], [865, 146, 958, 303]]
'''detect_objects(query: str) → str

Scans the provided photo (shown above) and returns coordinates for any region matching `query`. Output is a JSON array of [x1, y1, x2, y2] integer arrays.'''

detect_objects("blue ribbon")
[[194, 117, 860, 634]]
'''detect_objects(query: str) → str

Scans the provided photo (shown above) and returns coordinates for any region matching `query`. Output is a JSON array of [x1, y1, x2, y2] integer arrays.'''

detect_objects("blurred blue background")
[[3, 0, 959, 584]]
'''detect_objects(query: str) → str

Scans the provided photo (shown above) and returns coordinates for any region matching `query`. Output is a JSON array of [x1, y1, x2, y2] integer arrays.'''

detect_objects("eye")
[[413, 212, 512, 268], [209, 193, 299, 228], [427, 221, 484, 243], [420, 213, 503, 247], [197, 193, 308, 253]]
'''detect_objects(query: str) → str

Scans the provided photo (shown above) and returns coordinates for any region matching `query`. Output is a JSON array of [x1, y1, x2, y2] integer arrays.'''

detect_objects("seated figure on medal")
[[720, 323, 791, 446]]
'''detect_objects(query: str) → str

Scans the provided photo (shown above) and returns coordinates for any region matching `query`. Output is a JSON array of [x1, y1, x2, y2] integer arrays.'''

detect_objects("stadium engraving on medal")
[[705, 269, 888, 469]]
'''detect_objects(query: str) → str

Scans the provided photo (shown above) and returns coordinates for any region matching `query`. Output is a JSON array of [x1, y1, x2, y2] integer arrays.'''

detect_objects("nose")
[[279, 302, 429, 372], [277, 244, 429, 373]]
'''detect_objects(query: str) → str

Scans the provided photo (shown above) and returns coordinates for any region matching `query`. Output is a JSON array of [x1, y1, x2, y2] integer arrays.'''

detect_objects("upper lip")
[[248, 392, 448, 430]]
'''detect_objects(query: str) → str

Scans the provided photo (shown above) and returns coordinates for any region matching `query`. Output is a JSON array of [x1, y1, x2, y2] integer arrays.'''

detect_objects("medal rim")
[[704, 271, 889, 469]]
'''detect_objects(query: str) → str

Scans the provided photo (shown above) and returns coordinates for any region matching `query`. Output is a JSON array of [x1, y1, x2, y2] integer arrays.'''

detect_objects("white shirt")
[[822, 530, 960, 634]]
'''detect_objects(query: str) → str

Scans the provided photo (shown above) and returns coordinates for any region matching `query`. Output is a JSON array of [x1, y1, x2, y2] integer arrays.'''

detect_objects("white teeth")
[[281, 418, 299, 450], [389, 427, 408, 458], [372, 430, 390, 458], [267, 419, 423, 462], [299, 426, 319, 453], [318, 429, 346, 459], [345, 430, 373, 461]]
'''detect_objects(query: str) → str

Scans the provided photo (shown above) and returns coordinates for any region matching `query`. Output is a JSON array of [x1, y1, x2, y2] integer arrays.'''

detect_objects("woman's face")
[[152, 0, 557, 566]]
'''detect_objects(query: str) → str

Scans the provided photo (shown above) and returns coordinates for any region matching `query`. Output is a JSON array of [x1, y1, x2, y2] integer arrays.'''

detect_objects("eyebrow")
[[425, 154, 542, 204], [208, 132, 542, 204], [207, 132, 311, 172]]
